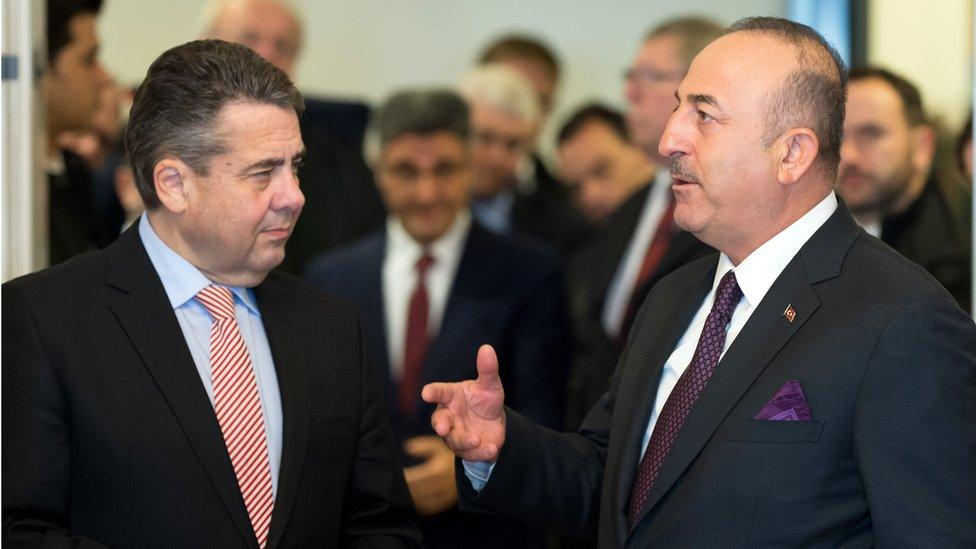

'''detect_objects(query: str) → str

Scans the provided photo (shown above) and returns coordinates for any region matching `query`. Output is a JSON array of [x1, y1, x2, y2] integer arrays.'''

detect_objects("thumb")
[[475, 344, 502, 392]]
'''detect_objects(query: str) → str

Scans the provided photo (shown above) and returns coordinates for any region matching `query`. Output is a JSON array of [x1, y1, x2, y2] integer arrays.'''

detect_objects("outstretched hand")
[[421, 344, 506, 462]]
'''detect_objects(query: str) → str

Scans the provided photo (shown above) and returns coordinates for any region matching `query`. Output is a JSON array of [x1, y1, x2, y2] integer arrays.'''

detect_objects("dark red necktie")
[[399, 252, 435, 416], [626, 270, 742, 529], [617, 196, 677, 345]]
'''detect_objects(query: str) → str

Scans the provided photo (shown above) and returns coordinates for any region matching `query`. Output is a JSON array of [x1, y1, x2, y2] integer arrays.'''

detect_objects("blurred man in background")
[[202, 0, 386, 275], [838, 66, 970, 310], [557, 103, 654, 224], [460, 64, 590, 257], [306, 89, 569, 549], [43, 0, 113, 264], [562, 17, 720, 429]]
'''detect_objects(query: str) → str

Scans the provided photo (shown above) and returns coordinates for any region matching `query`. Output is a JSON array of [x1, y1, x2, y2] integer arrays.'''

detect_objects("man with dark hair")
[[3, 39, 420, 548], [556, 103, 648, 223], [306, 88, 570, 549], [44, 0, 112, 265], [838, 66, 970, 310], [423, 17, 976, 546], [200, 0, 386, 276], [561, 18, 722, 429]]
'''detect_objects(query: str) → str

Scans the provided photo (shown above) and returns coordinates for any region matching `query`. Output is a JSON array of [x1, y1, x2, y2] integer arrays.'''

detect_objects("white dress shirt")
[[602, 168, 674, 339], [637, 191, 838, 458], [383, 211, 471, 380], [465, 192, 839, 490]]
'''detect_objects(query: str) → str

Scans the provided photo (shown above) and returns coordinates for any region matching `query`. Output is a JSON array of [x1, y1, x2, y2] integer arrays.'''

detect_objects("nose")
[[624, 77, 640, 106], [276, 169, 305, 212], [838, 136, 858, 168], [658, 110, 687, 159]]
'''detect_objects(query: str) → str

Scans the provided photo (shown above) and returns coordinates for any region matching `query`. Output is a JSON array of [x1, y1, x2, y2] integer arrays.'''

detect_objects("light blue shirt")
[[471, 189, 516, 234], [139, 214, 283, 496]]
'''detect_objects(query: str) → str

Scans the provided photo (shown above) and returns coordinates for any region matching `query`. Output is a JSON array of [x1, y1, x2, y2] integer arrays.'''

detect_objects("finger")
[[446, 431, 481, 452], [430, 408, 454, 437], [475, 344, 502, 391], [422, 382, 456, 404], [403, 436, 439, 459]]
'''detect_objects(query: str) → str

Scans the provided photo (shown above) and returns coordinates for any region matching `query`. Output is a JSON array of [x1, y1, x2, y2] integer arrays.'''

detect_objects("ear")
[[776, 127, 819, 186], [153, 158, 194, 214], [910, 124, 936, 174]]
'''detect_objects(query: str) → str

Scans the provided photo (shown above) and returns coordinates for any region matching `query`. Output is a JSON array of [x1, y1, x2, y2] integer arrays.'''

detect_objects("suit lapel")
[[255, 276, 310, 549], [630, 204, 861, 531], [106, 226, 255, 546], [606, 258, 715, 539]]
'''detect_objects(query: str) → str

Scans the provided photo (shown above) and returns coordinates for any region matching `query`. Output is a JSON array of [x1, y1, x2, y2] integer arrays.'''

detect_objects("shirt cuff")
[[461, 459, 496, 492]]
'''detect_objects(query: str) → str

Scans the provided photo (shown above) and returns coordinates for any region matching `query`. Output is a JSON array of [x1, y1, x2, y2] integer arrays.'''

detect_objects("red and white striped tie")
[[196, 285, 274, 547]]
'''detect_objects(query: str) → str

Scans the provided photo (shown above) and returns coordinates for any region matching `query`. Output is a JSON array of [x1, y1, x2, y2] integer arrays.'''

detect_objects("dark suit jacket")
[[511, 182, 593, 260], [2, 225, 420, 548], [881, 176, 971, 311], [279, 117, 386, 276], [460, 204, 976, 547], [48, 150, 116, 266], [565, 182, 713, 429], [306, 221, 571, 438], [306, 220, 572, 549]]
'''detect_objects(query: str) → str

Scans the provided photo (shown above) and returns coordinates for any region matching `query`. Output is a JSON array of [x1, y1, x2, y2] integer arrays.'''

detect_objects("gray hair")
[[457, 63, 540, 124], [365, 89, 470, 164], [124, 39, 304, 209]]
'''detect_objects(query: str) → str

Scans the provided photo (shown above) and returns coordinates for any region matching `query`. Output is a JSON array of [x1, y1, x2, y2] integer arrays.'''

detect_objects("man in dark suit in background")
[[478, 34, 566, 199], [557, 103, 713, 429], [202, 0, 386, 275], [306, 89, 570, 549], [557, 18, 725, 427], [423, 17, 976, 547], [459, 64, 591, 258], [44, 0, 113, 265], [837, 66, 970, 310], [3, 40, 419, 548]]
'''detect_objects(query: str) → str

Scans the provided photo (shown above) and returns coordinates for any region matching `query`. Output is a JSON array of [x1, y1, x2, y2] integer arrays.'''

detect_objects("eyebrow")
[[240, 149, 306, 174], [675, 91, 724, 111]]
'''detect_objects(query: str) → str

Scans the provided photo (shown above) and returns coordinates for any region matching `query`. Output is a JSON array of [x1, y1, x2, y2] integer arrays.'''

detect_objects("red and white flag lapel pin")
[[783, 304, 797, 323]]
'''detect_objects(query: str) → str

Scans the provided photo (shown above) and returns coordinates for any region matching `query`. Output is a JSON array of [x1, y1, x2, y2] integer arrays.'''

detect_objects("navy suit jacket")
[[306, 221, 571, 440]]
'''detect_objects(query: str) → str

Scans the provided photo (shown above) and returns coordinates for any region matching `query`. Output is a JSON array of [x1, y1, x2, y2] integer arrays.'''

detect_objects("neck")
[[146, 211, 265, 288]]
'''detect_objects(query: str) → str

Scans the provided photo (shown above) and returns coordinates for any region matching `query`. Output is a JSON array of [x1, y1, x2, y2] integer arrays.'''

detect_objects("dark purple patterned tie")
[[626, 270, 742, 529]]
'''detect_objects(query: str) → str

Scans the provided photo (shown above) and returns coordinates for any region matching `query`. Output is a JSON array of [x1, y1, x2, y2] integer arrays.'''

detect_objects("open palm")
[[422, 345, 507, 462]]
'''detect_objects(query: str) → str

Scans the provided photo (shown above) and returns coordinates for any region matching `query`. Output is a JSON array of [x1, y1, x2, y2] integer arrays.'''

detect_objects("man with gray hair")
[[307, 88, 570, 549], [460, 64, 591, 257], [3, 39, 420, 547]]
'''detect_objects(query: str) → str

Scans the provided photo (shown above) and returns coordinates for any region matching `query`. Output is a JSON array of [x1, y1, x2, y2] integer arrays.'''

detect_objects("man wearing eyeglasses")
[[305, 89, 570, 549], [564, 18, 722, 429]]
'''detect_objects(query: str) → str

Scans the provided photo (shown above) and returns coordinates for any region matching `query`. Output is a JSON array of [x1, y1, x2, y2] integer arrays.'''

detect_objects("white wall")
[[98, 0, 787, 159], [868, 0, 972, 130]]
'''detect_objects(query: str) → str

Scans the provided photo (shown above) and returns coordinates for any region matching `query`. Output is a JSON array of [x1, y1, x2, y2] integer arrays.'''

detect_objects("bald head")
[[202, 0, 302, 76], [723, 17, 847, 178]]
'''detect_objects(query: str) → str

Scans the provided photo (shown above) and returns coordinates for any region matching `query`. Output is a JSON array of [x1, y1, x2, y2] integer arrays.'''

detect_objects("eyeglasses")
[[623, 67, 686, 86]]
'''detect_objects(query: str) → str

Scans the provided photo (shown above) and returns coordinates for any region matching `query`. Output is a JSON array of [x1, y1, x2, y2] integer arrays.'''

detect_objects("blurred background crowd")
[[2, 0, 973, 547]]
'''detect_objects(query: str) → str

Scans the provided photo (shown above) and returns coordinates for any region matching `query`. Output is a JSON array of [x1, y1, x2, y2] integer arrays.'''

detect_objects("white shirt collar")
[[385, 210, 472, 266], [712, 192, 838, 309]]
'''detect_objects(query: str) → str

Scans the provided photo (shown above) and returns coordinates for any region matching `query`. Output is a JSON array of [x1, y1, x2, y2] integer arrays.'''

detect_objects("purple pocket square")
[[754, 380, 812, 421]]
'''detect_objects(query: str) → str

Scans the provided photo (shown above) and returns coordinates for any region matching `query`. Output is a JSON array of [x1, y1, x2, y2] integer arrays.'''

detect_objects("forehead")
[[66, 13, 98, 50], [213, 101, 302, 158], [470, 102, 532, 134], [634, 33, 683, 69], [562, 120, 625, 151], [846, 78, 907, 126], [681, 32, 795, 107], [382, 131, 467, 163]]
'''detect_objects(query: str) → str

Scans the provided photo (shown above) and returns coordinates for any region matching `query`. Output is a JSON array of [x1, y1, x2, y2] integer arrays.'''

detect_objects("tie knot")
[[195, 284, 236, 321], [712, 270, 743, 320], [415, 252, 435, 275]]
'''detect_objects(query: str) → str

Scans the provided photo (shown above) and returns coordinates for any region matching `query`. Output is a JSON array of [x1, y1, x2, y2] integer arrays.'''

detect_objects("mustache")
[[669, 157, 698, 183]]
